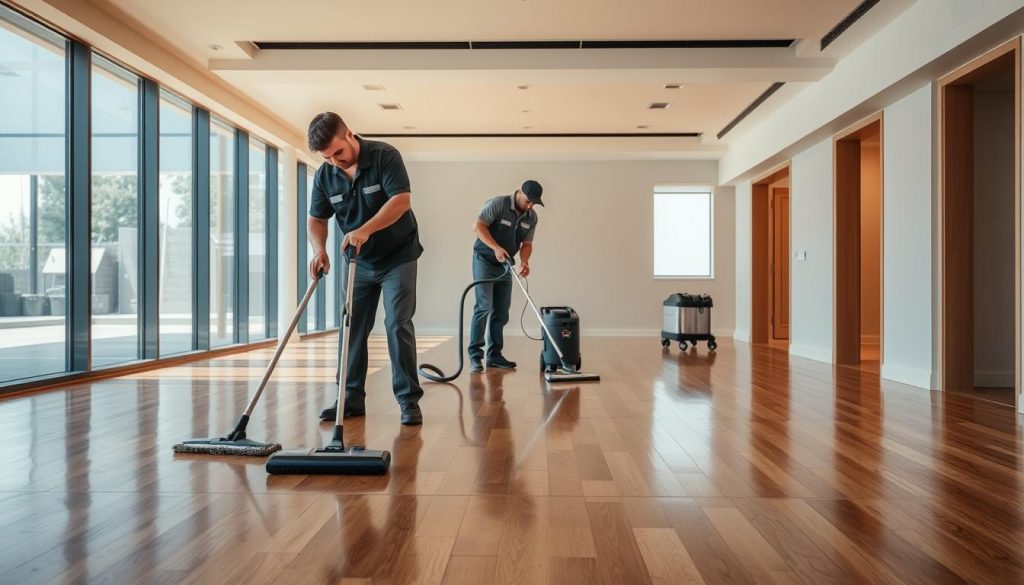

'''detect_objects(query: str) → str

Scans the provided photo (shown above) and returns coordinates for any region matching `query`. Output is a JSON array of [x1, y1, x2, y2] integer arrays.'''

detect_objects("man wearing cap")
[[468, 180, 544, 372]]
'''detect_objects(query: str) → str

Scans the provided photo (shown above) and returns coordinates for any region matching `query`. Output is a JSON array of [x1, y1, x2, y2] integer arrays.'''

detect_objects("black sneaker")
[[319, 399, 366, 421], [400, 402, 423, 426], [486, 355, 517, 369], [469, 357, 483, 373]]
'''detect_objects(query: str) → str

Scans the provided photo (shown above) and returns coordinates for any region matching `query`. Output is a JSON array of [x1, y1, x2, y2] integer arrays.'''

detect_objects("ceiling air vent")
[[820, 0, 881, 51], [378, 103, 403, 111], [648, 102, 671, 110]]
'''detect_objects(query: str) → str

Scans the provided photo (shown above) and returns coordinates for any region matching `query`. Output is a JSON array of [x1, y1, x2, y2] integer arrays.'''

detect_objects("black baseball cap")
[[521, 180, 544, 206]]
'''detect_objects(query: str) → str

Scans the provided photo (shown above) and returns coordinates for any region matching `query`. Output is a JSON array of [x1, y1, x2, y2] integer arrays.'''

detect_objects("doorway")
[[752, 166, 790, 349], [834, 117, 883, 372], [940, 38, 1021, 408]]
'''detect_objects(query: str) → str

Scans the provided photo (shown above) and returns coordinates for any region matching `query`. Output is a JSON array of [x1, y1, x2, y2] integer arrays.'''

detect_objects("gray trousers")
[[468, 253, 512, 361], [337, 259, 423, 405]]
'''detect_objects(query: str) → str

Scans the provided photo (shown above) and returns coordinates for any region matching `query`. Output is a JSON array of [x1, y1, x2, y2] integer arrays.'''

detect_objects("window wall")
[[248, 140, 267, 339], [158, 91, 193, 356], [0, 3, 281, 391], [0, 8, 67, 382], [91, 55, 140, 367], [210, 117, 235, 348], [305, 167, 318, 331]]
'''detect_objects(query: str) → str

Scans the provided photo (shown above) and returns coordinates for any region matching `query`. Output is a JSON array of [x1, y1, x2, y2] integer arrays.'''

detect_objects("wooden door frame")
[[770, 187, 791, 341], [752, 164, 791, 345], [833, 113, 885, 368], [939, 37, 1021, 408]]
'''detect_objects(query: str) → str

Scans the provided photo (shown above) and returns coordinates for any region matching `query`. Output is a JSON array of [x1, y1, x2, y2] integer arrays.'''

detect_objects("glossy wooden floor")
[[3, 336, 1024, 584]]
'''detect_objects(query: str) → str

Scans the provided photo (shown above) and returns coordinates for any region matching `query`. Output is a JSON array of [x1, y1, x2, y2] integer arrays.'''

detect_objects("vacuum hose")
[[418, 262, 512, 382]]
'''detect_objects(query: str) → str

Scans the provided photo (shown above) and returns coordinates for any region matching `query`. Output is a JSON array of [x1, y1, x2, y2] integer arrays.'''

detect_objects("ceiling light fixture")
[[379, 103, 403, 111], [363, 84, 386, 91], [521, 109, 530, 113], [402, 125, 417, 130], [636, 125, 650, 129], [208, 44, 223, 51], [664, 83, 683, 89], [522, 125, 532, 129], [517, 85, 530, 90]]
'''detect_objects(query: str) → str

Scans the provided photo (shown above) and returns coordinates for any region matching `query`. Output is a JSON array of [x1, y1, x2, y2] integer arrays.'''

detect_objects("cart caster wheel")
[[708, 340, 718, 351], [679, 341, 688, 351], [661, 338, 670, 348]]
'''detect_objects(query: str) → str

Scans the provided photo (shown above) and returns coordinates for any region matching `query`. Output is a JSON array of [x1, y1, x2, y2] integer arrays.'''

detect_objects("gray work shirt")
[[473, 194, 538, 264]]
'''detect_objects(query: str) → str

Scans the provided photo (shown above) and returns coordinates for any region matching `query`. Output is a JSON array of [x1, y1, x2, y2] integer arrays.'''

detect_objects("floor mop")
[[173, 271, 325, 456]]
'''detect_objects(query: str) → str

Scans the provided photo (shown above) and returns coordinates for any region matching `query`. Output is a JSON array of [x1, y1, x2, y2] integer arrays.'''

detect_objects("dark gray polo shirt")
[[473, 194, 538, 264], [308, 137, 423, 270]]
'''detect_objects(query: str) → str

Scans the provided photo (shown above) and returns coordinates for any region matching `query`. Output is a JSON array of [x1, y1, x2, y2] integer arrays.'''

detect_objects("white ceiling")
[[91, 0, 878, 159]]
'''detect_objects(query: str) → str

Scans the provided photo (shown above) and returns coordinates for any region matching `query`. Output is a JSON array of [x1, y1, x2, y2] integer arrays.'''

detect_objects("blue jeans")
[[468, 253, 512, 361], [337, 259, 423, 405]]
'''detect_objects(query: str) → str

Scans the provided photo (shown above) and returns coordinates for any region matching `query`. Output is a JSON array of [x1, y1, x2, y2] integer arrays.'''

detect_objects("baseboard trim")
[[788, 343, 833, 364], [881, 363, 934, 389], [974, 370, 1014, 388]]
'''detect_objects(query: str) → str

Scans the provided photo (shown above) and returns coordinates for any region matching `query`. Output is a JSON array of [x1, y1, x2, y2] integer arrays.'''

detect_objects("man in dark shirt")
[[468, 181, 542, 372], [306, 112, 424, 426]]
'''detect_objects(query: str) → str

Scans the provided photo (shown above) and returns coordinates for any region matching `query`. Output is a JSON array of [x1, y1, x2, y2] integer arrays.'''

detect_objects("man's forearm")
[[307, 217, 329, 255], [520, 243, 533, 265], [360, 192, 411, 235]]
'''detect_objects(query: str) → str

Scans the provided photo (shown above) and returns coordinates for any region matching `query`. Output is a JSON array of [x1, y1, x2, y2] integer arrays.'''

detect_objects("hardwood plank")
[[634, 527, 707, 585]]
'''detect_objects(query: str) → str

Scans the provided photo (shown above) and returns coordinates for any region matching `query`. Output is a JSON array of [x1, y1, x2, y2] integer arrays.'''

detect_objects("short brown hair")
[[307, 112, 348, 152]]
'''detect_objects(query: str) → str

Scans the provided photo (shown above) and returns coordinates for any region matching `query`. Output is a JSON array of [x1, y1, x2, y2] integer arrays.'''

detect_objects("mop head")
[[173, 437, 282, 457], [266, 447, 391, 475], [545, 368, 601, 383]]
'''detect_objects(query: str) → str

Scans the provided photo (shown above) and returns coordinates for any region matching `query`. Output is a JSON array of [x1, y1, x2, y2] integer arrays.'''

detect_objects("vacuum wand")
[[505, 260, 568, 366], [328, 256, 357, 450]]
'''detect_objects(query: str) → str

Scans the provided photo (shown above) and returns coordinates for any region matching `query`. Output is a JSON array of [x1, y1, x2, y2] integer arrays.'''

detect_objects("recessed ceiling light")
[[521, 109, 530, 113], [517, 85, 530, 90], [648, 102, 671, 110], [402, 125, 417, 130], [363, 84, 386, 91], [636, 125, 650, 129], [379, 103, 403, 111], [522, 125, 532, 129], [208, 44, 223, 51], [664, 83, 683, 89]]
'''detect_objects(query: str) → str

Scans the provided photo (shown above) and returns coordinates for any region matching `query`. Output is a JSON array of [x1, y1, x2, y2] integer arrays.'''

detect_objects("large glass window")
[[248, 140, 267, 339], [0, 8, 67, 382], [653, 187, 713, 278], [91, 55, 139, 367], [305, 168, 317, 331], [158, 91, 193, 355], [210, 118, 235, 347]]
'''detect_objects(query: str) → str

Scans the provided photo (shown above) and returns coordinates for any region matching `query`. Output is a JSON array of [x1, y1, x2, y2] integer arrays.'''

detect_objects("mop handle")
[[243, 271, 322, 417], [335, 255, 357, 427], [505, 260, 567, 362]]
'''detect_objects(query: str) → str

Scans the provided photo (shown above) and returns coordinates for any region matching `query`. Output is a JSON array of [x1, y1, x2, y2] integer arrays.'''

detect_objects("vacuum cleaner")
[[505, 260, 600, 383], [266, 253, 391, 475], [172, 271, 325, 457]]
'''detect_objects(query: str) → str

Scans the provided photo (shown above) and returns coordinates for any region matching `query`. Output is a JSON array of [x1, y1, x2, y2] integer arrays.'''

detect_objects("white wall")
[[734, 180, 752, 342], [974, 86, 1016, 387], [788, 139, 834, 363], [881, 84, 935, 389], [368, 160, 735, 338]]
